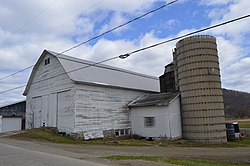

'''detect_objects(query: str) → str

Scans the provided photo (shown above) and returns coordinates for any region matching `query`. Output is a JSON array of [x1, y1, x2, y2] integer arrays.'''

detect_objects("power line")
[[0, 85, 27, 94], [59, 0, 179, 54], [0, 0, 177, 82], [0, 13, 249, 95], [0, 55, 120, 94], [0, 65, 34, 81], [126, 14, 250, 56], [18, 0, 106, 49], [0, 0, 59, 46], [0, 0, 105, 82]]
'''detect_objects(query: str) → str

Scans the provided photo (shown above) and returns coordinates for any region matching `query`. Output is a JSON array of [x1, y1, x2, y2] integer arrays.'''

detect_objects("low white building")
[[0, 116, 22, 133], [24, 50, 160, 140], [129, 92, 182, 140]]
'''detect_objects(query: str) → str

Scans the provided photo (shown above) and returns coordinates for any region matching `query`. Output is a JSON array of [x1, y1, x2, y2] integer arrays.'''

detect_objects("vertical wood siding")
[[26, 53, 75, 130]]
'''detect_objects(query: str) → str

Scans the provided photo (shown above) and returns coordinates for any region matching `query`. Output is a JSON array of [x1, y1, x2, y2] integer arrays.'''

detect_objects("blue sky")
[[0, 0, 250, 105]]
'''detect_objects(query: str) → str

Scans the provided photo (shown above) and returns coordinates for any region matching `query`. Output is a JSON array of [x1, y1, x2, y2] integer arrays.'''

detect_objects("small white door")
[[32, 97, 42, 128], [57, 90, 75, 133], [48, 94, 57, 127]]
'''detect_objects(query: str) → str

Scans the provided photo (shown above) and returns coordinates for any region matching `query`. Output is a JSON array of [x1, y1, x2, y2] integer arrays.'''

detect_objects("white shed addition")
[[129, 92, 182, 140]]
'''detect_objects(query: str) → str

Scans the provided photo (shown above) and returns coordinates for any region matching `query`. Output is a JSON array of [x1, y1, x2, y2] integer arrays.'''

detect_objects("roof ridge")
[[48, 50, 158, 80]]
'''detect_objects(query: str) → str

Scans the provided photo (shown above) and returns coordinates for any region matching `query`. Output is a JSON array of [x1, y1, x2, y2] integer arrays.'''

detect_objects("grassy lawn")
[[227, 119, 250, 128], [9, 128, 250, 147], [9, 128, 191, 146], [10, 128, 81, 144], [104, 156, 250, 166], [239, 121, 250, 128]]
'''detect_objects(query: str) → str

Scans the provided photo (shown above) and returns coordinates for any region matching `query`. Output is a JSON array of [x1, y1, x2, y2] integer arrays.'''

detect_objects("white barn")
[[24, 50, 162, 139], [129, 92, 182, 140]]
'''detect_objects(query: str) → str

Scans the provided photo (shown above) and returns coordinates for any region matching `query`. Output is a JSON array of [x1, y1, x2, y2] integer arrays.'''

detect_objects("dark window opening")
[[144, 117, 155, 127], [234, 124, 240, 133], [115, 130, 119, 136], [120, 129, 125, 135], [44, 58, 50, 65]]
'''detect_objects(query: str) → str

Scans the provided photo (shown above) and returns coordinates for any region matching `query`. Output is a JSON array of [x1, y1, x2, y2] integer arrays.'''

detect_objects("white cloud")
[[206, 0, 250, 39], [97, 12, 129, 35], [165, 19, 180, 30], [0, 0, 250, 106], [79, 31, 175, 76], [200, 0, 235, 6], [216, 36, 243, 68], [200, 0, 250, 92], [100, 0, 154, 13], [222, 57, 250, 92]]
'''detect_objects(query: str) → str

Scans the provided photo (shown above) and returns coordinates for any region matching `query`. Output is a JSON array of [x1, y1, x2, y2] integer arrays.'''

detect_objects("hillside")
[[223, 89, 250, 118]]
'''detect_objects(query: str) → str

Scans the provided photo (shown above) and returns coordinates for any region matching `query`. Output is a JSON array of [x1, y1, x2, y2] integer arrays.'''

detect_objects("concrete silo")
[[174, 35, 227, 144]]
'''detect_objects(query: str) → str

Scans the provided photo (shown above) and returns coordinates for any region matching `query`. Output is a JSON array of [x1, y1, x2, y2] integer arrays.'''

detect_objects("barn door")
[[32, 97, 42, 128], [47, 94, 57, 127], [57, 90, 75, 133]]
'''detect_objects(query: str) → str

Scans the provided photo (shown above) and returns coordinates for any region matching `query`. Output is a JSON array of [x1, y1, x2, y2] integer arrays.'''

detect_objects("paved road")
[[1, 137, 250, 165], [0, 139, 108, 166]]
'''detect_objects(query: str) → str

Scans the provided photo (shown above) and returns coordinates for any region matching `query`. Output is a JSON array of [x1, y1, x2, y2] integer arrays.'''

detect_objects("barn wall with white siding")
[[25, 52, 75, 131], [74, 84, 150, 139]]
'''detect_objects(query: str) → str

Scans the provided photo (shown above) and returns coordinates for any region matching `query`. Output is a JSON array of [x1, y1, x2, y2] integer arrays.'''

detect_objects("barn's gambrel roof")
[[23, 50, 160, 95]]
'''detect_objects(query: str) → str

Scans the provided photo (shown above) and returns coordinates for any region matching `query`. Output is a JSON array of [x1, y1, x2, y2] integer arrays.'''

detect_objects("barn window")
[[44, 58, 50, 65], [115, 130, 119, 136], [144, 117, 155, 127], [114, 129, 130, 136]]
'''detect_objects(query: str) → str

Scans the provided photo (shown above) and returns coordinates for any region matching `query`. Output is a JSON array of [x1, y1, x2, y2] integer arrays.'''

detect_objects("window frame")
[[144, 117, 155, 128]]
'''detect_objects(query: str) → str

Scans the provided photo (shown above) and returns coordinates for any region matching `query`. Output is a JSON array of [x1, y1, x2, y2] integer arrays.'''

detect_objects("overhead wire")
[[0, 0, 59, 46], [0, 65, 34, 81], [0, 56, 120, 95], [0, 13, 249, 95], [0, 0, 105, 81], [0, 0, 58, 82], [126, 14, 250, 56], [17, 0, 105, 49], [0, 0, 178, 82], [59, 0, 179, 54]]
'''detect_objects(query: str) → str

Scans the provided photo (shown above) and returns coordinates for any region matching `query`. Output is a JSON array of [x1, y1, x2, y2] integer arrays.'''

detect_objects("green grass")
[[104, 156, 250, 166], [224, 139, 250, 147], [239, 121, 250, 128], [9, 129, 202, 146], [10, 128, 81, 144], [10, 128, 250, 147], [9, 128, 192, 146]]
